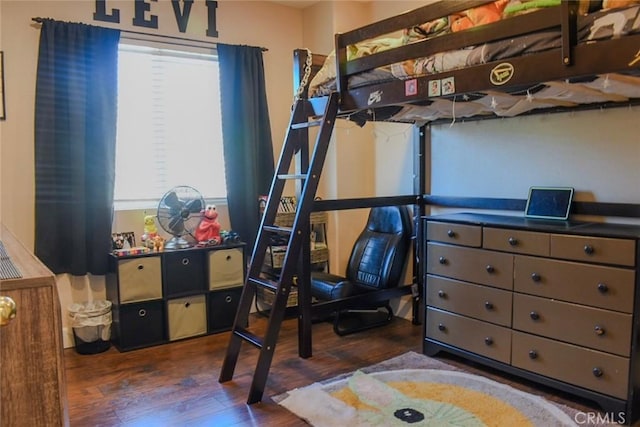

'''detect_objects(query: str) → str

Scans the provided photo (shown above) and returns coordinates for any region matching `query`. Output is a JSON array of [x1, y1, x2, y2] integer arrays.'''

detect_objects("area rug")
[[275, 351, 613, 426]]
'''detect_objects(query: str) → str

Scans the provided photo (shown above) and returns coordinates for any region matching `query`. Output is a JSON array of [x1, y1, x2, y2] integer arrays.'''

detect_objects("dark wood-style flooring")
[[64, 314, 619, 426]]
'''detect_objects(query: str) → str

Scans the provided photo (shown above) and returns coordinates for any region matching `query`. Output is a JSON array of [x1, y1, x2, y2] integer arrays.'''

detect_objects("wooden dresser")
[[424, 213, 639, 425], [0, 225, 69, 426]]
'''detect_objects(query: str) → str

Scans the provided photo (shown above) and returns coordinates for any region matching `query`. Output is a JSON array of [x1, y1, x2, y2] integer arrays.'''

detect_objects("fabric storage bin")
[[117, 256, 162, 303], [209, 248, 244, 290], [163, 251, 206, 297], [167, 294, 207, 341]]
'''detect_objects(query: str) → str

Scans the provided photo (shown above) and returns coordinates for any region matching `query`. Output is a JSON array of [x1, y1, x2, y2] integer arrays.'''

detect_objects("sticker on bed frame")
[[441, 77, 455, 95], [428, 79, 441, 97], [490, 63, 514, 86], [367, 90, 383, 105], [405, 79, 418, 96]]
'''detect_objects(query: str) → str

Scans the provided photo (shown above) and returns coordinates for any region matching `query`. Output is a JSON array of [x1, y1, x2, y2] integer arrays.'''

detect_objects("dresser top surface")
[[425, 213, 640, 239]]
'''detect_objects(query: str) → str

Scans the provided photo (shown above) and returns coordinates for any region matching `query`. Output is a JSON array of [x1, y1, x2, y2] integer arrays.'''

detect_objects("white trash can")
[[68, 300, 112, 354]]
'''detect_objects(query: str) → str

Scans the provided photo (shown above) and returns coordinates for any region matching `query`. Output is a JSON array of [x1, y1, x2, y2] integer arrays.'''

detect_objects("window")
[[114, 42, 226, 209]]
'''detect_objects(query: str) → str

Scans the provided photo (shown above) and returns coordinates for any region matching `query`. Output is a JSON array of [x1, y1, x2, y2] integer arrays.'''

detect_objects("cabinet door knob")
[[485, 265, 495, 274], [0, 296, 17, 327], [437, 290, 446, 299], [528, 350, 538, 359], [447, 229, 456, 238], [597, 283, 609, 294], [226, 255, 232, 261], [438, 323, 446, 332], [484, 301, 494, 310], [182, 258, 190, 265], [137, 264, 144, 270], [594, 325, 605, 336], [138, 309, 147, 317], [531, 272, 541, 282], [184, 302, 191, 308], [484, 337, 493, 346], [225, 295, 233, 303], [592, 367, 603, 378], [530, 311, 540, 321], [438, 256, 447, 265], [583, 245, 594, 255], [508, 237, 518, 246]]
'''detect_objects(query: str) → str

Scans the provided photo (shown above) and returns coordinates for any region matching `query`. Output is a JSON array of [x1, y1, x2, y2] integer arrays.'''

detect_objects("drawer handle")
[[438, 323, 446, 332], [530, 311, 540, 321], [438, 256, 448, 265], [484, 337, 493, 346], [583, 245, 595, 255], [531, 273, 541, 282], [226, 255, 232, 261], [592, 367, 603, 378], [508, 237, 518, 246], [138, 309, 147, 317], [137, 264, 144, 270], [437, 290, 447, 299], [182, 258, 190, 265], [528, 350, 538, 360], [225, 295, 233, 303], [597, 283, 609, 294], [594, 325, 606, 336], [484, 301, 494, 310], [446, 229, 456, 238], [485, 265, 495, 274]]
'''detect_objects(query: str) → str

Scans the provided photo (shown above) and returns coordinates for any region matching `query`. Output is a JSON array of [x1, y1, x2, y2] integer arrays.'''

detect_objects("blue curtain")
[[34, 20, 120, 275], [218, 44, 275, 251]]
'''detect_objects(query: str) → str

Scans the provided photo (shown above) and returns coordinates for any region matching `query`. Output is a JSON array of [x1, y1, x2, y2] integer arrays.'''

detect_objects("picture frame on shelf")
[[112, 231, 136, 250]]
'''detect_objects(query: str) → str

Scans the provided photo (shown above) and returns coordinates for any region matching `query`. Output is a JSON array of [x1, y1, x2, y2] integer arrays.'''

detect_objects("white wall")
[[430, 107, 640, 224]]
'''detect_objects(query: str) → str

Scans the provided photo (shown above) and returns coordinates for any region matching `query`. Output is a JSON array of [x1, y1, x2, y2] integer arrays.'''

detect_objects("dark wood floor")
[[64, 314, 625, 426]]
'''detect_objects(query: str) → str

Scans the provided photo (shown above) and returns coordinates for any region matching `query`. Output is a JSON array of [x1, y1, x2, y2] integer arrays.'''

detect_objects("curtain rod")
[[31, 17, 268, 51]]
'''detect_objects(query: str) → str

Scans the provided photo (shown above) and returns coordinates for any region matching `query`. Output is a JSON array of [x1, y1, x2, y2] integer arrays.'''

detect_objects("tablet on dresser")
[[524, 187, 574, 220]]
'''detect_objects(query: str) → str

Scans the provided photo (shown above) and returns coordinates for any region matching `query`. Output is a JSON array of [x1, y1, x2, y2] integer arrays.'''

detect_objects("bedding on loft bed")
[[307, 0, 640, 124]]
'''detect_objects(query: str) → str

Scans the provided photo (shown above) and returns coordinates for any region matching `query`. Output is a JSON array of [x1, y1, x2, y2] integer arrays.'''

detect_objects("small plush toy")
[[152, 235, 165, 252], [195, 204, 221, 245], [141, 215, 158, 248]]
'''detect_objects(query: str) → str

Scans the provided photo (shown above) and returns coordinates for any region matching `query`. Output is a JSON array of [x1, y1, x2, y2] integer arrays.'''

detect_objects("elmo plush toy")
[[195, 204, 221, 245]]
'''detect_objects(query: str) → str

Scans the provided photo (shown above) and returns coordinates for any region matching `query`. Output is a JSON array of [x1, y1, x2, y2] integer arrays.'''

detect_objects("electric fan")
[[156, 186, 205, 250]]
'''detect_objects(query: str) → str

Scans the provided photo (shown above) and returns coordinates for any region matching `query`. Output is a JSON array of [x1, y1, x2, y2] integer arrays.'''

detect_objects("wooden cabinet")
[[424, 214, 640, 424], [0, 225, 68, 426], [107, 243, 245, 351]]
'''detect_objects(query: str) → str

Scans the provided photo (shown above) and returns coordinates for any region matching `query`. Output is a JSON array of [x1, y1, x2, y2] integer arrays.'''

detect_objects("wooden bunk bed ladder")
[[218, 92, 340, 404]]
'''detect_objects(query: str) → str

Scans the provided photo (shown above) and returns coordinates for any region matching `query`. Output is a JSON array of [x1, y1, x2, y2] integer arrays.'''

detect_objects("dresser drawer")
[[550, 234, 636, 267], [514, 255, 635, 313], [483, 228, 549, 256], [427, 221, 482, 247], [426, 308, 511, 364], [512, 331, 629, 399], [512, 294, 632, 357], [209, 248, 244, 290], [427, 242, 513, 290], [117, 256, 162, 303], [426, 275, 512, 327]]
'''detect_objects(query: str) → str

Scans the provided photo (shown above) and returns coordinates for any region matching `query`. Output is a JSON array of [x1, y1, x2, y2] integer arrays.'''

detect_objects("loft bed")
[[299, 0, 640, 125], [290, 0, 640, 423]]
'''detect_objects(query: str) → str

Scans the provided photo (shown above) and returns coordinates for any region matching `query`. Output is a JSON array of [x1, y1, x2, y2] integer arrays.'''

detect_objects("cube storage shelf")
[[106, 243, 245, 351]]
